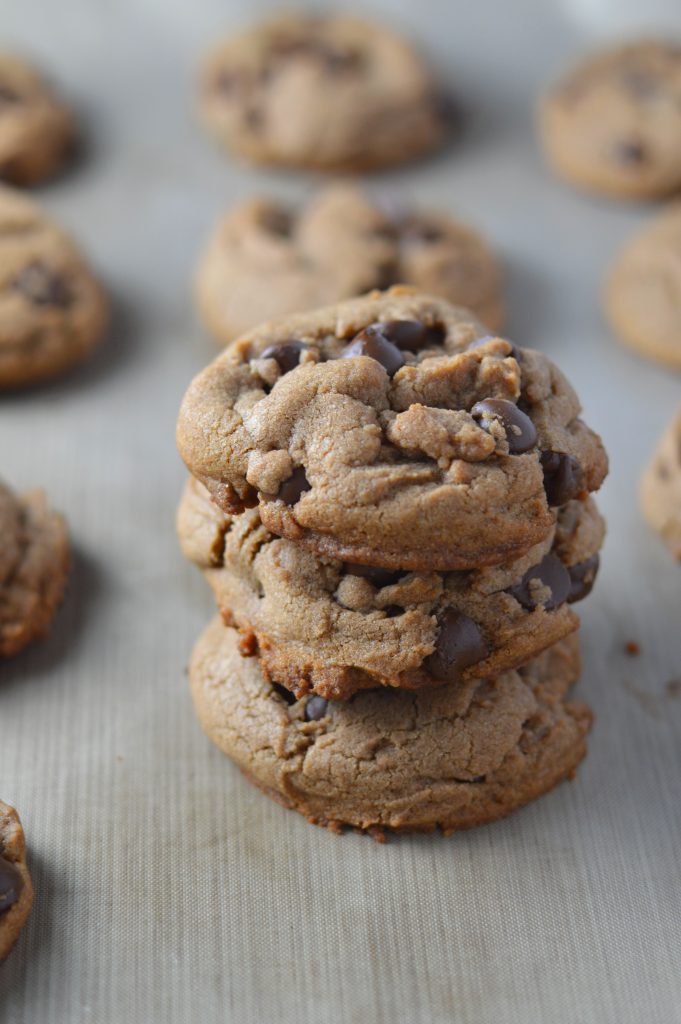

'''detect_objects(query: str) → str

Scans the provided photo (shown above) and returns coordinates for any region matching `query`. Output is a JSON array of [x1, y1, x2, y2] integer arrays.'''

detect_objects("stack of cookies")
[[176, 287, 607, 837]]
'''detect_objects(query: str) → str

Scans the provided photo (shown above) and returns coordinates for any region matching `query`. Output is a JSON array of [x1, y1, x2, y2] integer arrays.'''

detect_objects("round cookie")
[[605, 203, 681, 369], [0, 54, 74, 186], [0, 801, 33, 961], [189, 619, 591, 836], [0, 480, 70, 657], [198, 13, 446, 172], [540, 41, 681, 199], [0, 187, 108, 389], [177, 287, 608, 572], [640, 407, 681, 559], [178, 476, 604, 699], [196, 183, 504, 345]]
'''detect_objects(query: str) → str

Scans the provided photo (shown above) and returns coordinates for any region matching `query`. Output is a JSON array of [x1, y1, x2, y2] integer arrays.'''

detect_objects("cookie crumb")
[[625, 641, 640, 656]]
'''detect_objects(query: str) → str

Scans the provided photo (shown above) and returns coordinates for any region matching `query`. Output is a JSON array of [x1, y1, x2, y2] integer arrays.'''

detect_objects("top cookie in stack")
[[177, 287, 607, 572]]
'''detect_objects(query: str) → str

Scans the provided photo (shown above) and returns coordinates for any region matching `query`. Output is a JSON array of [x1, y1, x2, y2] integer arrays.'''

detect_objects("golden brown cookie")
[[195, 184, 504, 345], [198, 13, 446, 172], [605, 203, 681, 369], [189, 619, 591, 836], [178, 476, 604, 699], [0, 801, 33, 961], [540, 40, 681, 199], [0, 187, 108, 389], [640, 407, 681, 559], [0, 480, 70, 657], [177, 288, 608, 572], [0, 54, 74, 186]]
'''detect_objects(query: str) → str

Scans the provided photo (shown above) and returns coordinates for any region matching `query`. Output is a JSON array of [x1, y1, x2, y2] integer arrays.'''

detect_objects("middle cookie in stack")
[[177, 287, 608, 835]]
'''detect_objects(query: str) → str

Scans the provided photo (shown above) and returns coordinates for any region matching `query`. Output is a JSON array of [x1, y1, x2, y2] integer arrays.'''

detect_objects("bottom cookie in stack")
[[189, 618, 591, 838]]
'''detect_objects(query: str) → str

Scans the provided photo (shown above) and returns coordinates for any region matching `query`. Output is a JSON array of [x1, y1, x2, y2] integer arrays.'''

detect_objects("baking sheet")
[[1, 1, 680, 1022]]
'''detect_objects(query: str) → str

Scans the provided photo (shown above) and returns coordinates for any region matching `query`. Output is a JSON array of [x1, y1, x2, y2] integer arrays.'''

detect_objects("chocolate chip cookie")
[[0, 54, 74, 186], [0, 187, 108, 388], [640, 407, 681, 560], [198, 13, 446, 172], [196, 184, 504, 345], [190, 618, 590, 836], [178, 476, 604, 699], [177, 288, 608, 572], [605, 203, 681, 369], [0, 802, 32, 961], [0, 480, 70, 657], [540, 41, 681, 199]]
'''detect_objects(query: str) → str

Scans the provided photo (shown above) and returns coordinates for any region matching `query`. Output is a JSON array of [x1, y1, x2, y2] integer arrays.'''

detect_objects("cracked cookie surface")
[[177, 288, 608, 571], [0, 54, 74, 186], [605, 203, 681, 369], [0, 187, 108, 388], [196, 183, 503, 345], [199, 13, 446, 172], [0, 480, 69, 657], [0, 801, 32, 961], [641, 407, 681, 559], [178, 476, 604, 699], [190, 619, 590, 835], [540, 41, 681, 199]]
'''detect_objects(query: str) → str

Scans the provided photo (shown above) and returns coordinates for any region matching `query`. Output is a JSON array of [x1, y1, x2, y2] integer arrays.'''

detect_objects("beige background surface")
[[1, 1, 680, 1022]]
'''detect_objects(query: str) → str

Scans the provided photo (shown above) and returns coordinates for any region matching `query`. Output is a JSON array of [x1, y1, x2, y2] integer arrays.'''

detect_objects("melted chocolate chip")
[[471, 398, 537, 454], [381, 319, 445, 352], [567, 554, 600, 603], [508, 553, 570, 611], [344, 563, 404, 587], [341, 326, 404, 376], [383, 605, 403, 618], [276, 467, 311, 505], [614, 140, 647, 164], [305, 695, 329, 721], [260, 340, 308, 374], [272, 683, 296, 706], [425, 609, 489, 683], [0, 855, 22, 915], [540, 451, 585, 506], [14, 262, 72, 308], [261, 207, 292, 237]]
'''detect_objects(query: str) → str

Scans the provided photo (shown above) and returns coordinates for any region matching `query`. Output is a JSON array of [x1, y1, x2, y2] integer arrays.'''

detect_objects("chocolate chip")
[[344, 563, 404, 587], [322, 46, 362, 73], [383, 605, 403, 618], [341, 325, 404, 376], [14, 261, 72, 308], [425, 609, 489, 683], [567, 554, 600, 603], [471, 398, 537, 454], [277, 467, 311, 505], [272, 683, 296, 706], [381, 319, 445, 352], [614, 140, 647, 164], [0, 83, 19, 104], [540, 451, 585, 506], [0, 855, 22, 915], [305, 695, 328, 721], [508, 553, 570, 611], [260, 207, 292, 237], [260, 340, 308, 374]]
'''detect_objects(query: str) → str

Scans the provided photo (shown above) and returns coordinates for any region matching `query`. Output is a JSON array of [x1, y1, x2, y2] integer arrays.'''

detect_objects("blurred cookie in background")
[[604, 203, 681, 369], [641, 407, 681, 560], [0, 187, 108, 389], [540, 40, 681, 199], [0, 479, 70, 658], [196, 183, 503, 344], [0, 54, 74, 186], [0, 802, 33, 961], [198, 13, 448, 172]]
